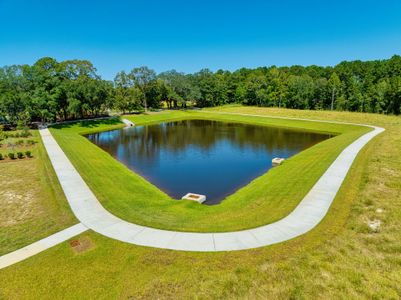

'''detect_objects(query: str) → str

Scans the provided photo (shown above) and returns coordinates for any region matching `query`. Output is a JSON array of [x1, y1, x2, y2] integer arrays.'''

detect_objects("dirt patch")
[[0, 161, 40, 227], [69, 236, 95, 254]]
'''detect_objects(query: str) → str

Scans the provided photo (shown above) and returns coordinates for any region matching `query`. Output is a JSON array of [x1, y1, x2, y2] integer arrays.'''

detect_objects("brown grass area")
[[0, 160, 43, 227], [0, 130, 77, 255]]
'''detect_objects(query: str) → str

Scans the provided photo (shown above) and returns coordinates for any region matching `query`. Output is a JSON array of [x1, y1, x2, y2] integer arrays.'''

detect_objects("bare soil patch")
[[69, 236, 95, 254]]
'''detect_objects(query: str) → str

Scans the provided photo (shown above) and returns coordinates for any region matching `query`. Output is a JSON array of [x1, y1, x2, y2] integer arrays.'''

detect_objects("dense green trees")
[[1, 55, 401, 125], [0, 57, 111, 124]]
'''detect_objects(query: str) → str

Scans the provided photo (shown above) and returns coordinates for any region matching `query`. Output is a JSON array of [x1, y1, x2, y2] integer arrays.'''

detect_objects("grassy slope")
[[0, 107, 399, 299], [0, 130, 77, 255], [48, 111, 367, 232]]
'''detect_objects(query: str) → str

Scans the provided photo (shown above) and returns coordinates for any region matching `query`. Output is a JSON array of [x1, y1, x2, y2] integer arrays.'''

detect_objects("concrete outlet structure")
[[272, 157, 285, 166], [182, 193, 207, 203]]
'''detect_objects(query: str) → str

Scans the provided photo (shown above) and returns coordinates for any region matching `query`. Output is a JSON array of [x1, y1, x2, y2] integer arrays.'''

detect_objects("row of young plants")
[[0, 124, 32, 143], [0, 139, 36, 148], [1, 129, 32, 139], [0, 151, 33, 160]]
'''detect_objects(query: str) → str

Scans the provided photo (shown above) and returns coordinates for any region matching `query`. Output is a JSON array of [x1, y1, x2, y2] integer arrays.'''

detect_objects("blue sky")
[[1, 0, 401, 79]]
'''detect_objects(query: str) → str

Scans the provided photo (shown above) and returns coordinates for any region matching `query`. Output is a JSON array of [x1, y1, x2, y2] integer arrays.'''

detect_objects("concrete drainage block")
[[182, 193, 206, 204], [122, 119, 135, 127], [272, 157, 285, 166]]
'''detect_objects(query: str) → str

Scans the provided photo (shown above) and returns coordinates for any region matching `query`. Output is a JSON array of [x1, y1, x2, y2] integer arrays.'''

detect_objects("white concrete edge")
[[32, 112, 384, 253], [121, 118, 135, 127], [0, 223, 88, 270]]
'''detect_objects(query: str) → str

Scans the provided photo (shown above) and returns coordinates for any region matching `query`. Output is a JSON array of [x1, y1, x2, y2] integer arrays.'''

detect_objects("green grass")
[[0, 107, 400, 299], [0, 130, 77, 255], [48, 110, 368, 232]]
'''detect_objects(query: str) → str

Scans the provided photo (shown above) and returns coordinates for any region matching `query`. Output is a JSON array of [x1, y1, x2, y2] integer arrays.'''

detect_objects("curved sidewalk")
[[39, 113, 384, 252]]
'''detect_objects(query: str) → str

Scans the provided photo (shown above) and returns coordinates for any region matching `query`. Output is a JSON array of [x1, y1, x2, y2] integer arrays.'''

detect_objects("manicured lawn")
[[0, 107, 399, 299], [49, 110, 368, 232], [0, 130, 77, 255]]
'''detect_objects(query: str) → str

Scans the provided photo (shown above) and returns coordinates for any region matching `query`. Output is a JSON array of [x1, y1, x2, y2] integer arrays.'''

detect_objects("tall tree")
[[114, 71, 141, 113], [328, 72, 341, 110], [128, 67, 156, 111]]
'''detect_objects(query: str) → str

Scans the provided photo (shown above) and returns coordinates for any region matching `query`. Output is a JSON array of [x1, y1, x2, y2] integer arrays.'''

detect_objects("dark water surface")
[[87, 120, 331, 204]]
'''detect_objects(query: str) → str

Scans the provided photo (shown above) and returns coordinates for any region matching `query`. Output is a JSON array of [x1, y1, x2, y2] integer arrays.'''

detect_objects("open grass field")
[[0, 130, 77, 255], [47, 111, 368, 232], [0, 106, 400, 299]]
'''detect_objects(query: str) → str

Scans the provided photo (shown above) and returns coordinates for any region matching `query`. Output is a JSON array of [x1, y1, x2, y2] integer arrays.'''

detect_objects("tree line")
[[1, 55, 401, 125]]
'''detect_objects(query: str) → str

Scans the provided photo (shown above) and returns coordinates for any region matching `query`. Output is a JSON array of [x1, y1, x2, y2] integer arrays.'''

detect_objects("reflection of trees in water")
[[88, 120, 330, 163]]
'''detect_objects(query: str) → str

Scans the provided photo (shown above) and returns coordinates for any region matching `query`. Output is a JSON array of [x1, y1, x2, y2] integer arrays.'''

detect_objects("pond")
[[86, 119, 331, 204]]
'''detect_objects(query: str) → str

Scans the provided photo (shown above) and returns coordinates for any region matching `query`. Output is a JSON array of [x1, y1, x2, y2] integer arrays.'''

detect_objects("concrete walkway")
[[0, 113, 384, 269], [34, 113, 384, 252], [0, 223, 87, 269]]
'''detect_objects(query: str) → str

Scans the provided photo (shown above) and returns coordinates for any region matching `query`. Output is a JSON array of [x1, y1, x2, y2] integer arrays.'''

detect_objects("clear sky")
[[1, 0, 401, 79]]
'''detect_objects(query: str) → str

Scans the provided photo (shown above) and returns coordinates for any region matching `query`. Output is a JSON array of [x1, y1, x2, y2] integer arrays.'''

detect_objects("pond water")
[[86, 119, 331, 204]]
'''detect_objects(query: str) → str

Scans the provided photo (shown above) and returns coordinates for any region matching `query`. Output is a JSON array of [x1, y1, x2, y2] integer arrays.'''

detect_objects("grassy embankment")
[[47, 110, 367, 232], [0, 129, 77, 255], [0, 107, 399, 299]]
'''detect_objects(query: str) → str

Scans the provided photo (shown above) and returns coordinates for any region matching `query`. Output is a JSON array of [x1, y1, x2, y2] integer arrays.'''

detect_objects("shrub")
[[16, 120, 25, 130], [17, 152, 24, 159], [8, 152, 15, 159], [25, 150, 32, 158], [0, 153, 3, 160], [20, 127, 31, 138], [0, 125, 5, 142], [16, 139, 24, 146], [26, 139, 36, 145]]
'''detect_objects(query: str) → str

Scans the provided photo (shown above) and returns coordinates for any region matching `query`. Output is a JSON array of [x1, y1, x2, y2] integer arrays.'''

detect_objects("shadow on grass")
[[51, 117, 122, 130]]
